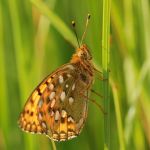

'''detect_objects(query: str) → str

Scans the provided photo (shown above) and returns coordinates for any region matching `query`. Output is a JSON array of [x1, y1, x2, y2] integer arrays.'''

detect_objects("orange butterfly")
[[18, 14, 100, 141]]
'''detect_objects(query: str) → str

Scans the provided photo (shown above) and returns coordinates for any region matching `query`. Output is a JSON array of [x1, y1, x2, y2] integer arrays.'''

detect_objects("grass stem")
[[102, 0, 111, 149]]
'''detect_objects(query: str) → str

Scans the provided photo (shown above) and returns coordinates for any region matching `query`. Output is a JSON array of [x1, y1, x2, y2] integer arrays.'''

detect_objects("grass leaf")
[[102, 0, 111, 149]]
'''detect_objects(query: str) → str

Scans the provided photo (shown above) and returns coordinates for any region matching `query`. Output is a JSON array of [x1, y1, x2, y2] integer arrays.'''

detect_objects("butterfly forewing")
[[18, 63, 89, 141]]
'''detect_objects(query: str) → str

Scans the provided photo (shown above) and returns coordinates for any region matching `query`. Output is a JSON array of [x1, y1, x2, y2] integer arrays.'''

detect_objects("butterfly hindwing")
[[41, 71, 89, 141]]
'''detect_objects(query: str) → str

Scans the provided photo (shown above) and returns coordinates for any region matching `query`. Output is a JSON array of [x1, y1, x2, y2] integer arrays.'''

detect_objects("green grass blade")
[[111, 80, 126, 150], [0, 4, 10, 150], [7, 0, 36, 149], [102, 0, 111, 149]]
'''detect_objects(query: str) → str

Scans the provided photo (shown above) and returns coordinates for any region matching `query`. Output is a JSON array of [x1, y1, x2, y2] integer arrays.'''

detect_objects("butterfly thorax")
[[70, 44, 94, 77]]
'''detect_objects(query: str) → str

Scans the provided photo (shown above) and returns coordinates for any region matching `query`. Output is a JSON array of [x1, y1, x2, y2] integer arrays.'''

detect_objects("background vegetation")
[[0, 0, 150, 150]]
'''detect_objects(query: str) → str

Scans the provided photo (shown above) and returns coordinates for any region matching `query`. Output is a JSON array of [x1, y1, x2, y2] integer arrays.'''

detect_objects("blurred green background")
[[0, 0, 150, 150]]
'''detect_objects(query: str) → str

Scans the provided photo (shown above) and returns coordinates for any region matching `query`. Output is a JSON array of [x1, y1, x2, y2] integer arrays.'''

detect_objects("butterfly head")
[[77, 44, 92, 60], [71, 44, 92, 64]]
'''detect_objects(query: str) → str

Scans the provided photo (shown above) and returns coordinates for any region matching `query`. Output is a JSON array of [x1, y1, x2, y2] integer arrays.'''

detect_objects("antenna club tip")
[[71, 21, 75, 27], [88, 14, 91, 19]]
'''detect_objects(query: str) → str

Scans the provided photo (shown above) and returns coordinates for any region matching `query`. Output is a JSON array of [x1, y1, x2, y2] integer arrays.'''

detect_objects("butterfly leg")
[[93, 66, 111, 74], [93, 67, 109, 81], [83, 81, 103, 99], [90, 89, 103, 98], [93, 67, 103, 74], [80, 92, 107, 115]]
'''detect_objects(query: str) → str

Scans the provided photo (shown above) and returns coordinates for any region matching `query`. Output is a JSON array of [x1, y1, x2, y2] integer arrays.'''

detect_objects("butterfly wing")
[[18, 63, 90, 141]]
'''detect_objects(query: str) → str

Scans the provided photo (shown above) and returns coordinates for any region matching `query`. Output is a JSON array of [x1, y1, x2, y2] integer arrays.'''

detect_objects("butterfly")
[[18, 14, 100, 141]]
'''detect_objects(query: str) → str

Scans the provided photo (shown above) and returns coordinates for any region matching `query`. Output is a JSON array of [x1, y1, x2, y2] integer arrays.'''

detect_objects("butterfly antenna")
[[72, 21, 80, 48], [81, 14, 91, 45]]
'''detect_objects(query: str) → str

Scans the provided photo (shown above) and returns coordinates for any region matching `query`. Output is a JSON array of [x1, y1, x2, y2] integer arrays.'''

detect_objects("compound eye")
[[77, 51, 84, 57]]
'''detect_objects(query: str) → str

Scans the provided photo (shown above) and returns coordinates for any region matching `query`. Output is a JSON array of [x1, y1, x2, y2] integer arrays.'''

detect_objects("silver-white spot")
[[60, 91, 66, 101], [49, 83, 54, 90], [72, 84, 75, 90], [51, 111, 54, 117], [83, 103, 87, 117], [61, 110, 67, 118], [66, 84, 69, 88], [59, 75, 64, 84], [67, 65, 74, 70], [55, 110, 60, 121], [38, 112, 42, 120], [69, 97, 74, 105], [64, 64, 74, 70], [67, 74, 71, 77], [68, 116, 75, 123], [49, 92, 55, 100], [60, 139, 66, 142], [77, 118, 84, 130], [69, 135, 76, 139], [38, 99, 43, 108], [42, 122, 47, 128], [50, 99, 56, 108], [60, 133, 66, 141]]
